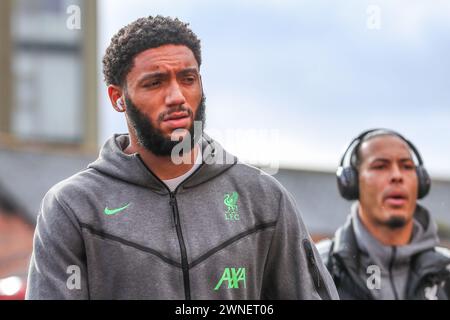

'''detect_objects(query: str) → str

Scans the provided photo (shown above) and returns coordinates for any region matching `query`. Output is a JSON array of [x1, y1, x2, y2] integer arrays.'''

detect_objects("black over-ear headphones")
[[336, 128, 431, 200]]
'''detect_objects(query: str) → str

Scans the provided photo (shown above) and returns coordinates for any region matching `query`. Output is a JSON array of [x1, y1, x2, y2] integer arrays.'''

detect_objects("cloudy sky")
[[97, 0, 450, 179]]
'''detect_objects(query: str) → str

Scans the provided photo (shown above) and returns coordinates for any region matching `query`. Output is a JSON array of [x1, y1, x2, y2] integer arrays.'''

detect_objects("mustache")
[[157, 105, 193, 122]]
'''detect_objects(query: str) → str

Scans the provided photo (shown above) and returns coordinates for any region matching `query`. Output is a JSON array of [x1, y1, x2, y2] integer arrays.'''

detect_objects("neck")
[[358, 205, 414, 246], [124, 133, 199, 181]]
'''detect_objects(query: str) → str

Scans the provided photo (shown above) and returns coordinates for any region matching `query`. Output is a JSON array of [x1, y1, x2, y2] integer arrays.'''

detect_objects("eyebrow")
[[136, 67, 199, 85], [370, 158, 414, 164], [136, 72, 166, 85], [178, 67, 199, 75]]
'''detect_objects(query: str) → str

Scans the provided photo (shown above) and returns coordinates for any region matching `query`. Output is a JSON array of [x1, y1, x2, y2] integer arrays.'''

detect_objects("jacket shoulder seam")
[[51, 192, 84, 237]]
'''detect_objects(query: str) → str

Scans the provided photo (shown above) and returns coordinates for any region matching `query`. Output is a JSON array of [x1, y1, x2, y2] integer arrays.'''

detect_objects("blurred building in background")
[[0, 0, 97, 299], [0, 182, 33, 299], [0, 0, 97, 149], [0, 0, 449, 299]]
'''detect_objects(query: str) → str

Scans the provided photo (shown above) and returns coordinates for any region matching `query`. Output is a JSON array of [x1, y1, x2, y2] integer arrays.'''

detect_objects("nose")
[[165, 80, 186, 107], [390, 164, 404, 184]]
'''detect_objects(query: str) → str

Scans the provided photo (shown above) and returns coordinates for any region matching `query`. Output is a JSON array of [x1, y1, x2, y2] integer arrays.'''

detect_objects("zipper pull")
[[303, 239, 321, 289], [169, 194, 175, 207], [169, 193, 178, 226]]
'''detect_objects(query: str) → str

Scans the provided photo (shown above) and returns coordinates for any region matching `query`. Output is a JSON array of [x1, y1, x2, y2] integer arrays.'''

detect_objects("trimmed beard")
[[382, 216, 408, 229], [125, 93, 206, 157]]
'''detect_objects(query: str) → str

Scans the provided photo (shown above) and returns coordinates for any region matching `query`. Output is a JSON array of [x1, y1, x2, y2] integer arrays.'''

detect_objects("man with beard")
[[26, 16, 338, 300], [317, 129, 450, 300]]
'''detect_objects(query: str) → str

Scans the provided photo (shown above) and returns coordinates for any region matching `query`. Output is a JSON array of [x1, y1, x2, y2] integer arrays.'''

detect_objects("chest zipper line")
[[389, 246, 399, 300], [169, 192, 191, 300], [136, 153, 206, 300]]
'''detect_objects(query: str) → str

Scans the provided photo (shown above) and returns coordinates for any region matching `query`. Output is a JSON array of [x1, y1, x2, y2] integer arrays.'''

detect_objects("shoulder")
[[41, 168, 99, 217], [231, 162, 300, 211], [36, 170, 98, 234], [435, 246, 450, 272], [420, 246, 450, 277], [230, 161, 289, 195], [48, 168, 98, 199], [226, 162, 300, 222]]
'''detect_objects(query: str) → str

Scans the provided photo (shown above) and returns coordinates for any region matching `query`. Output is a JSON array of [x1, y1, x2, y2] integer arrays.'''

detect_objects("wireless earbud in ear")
[[116, 97, 125, 112]]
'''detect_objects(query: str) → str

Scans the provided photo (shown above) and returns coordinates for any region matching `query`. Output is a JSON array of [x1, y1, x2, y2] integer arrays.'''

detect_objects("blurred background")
[[0, 0, 449, 299]]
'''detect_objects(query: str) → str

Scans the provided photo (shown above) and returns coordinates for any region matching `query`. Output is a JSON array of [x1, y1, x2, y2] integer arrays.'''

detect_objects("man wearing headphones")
[[26, 16, 338, 300], [317, 129, 450, 300]]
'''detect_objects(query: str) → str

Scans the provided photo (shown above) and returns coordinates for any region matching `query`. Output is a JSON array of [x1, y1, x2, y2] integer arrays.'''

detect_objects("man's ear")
[[108, 85, 125, 113]]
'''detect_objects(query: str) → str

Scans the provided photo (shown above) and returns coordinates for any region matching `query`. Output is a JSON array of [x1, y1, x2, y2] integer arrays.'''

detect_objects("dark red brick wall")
[[0, 211, 33, 279]]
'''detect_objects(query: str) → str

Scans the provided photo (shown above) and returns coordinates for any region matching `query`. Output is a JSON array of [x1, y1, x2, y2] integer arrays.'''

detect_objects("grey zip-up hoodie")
[[352, 203, 440, 300], [26, 134, 338, 300]]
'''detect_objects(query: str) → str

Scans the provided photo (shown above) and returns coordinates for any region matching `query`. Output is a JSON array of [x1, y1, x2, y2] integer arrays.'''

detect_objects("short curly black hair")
[[102, 15, 202, 87], [351, 130, 412, 169]]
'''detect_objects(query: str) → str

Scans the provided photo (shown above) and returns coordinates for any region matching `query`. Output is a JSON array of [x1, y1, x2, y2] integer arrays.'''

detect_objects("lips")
[[164, 112, 189, 121], [383, 190, 409, 207], [162, 112, 191, 129]]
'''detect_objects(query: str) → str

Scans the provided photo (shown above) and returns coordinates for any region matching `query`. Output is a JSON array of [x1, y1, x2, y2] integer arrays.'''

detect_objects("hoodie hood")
[[351, 202, 440, 299], [88, 133, 238, 194], [327, 202, 449, 300], [352, 202, 440, 270]]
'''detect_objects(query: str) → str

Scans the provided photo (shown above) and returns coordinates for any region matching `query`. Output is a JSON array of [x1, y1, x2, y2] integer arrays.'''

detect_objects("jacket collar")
[[89, 133, 237, 194], [334, 203, 440, 264]]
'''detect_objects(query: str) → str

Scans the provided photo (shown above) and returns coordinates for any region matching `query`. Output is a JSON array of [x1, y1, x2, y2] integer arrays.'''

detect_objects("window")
[[0, 0, 97, 150]]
